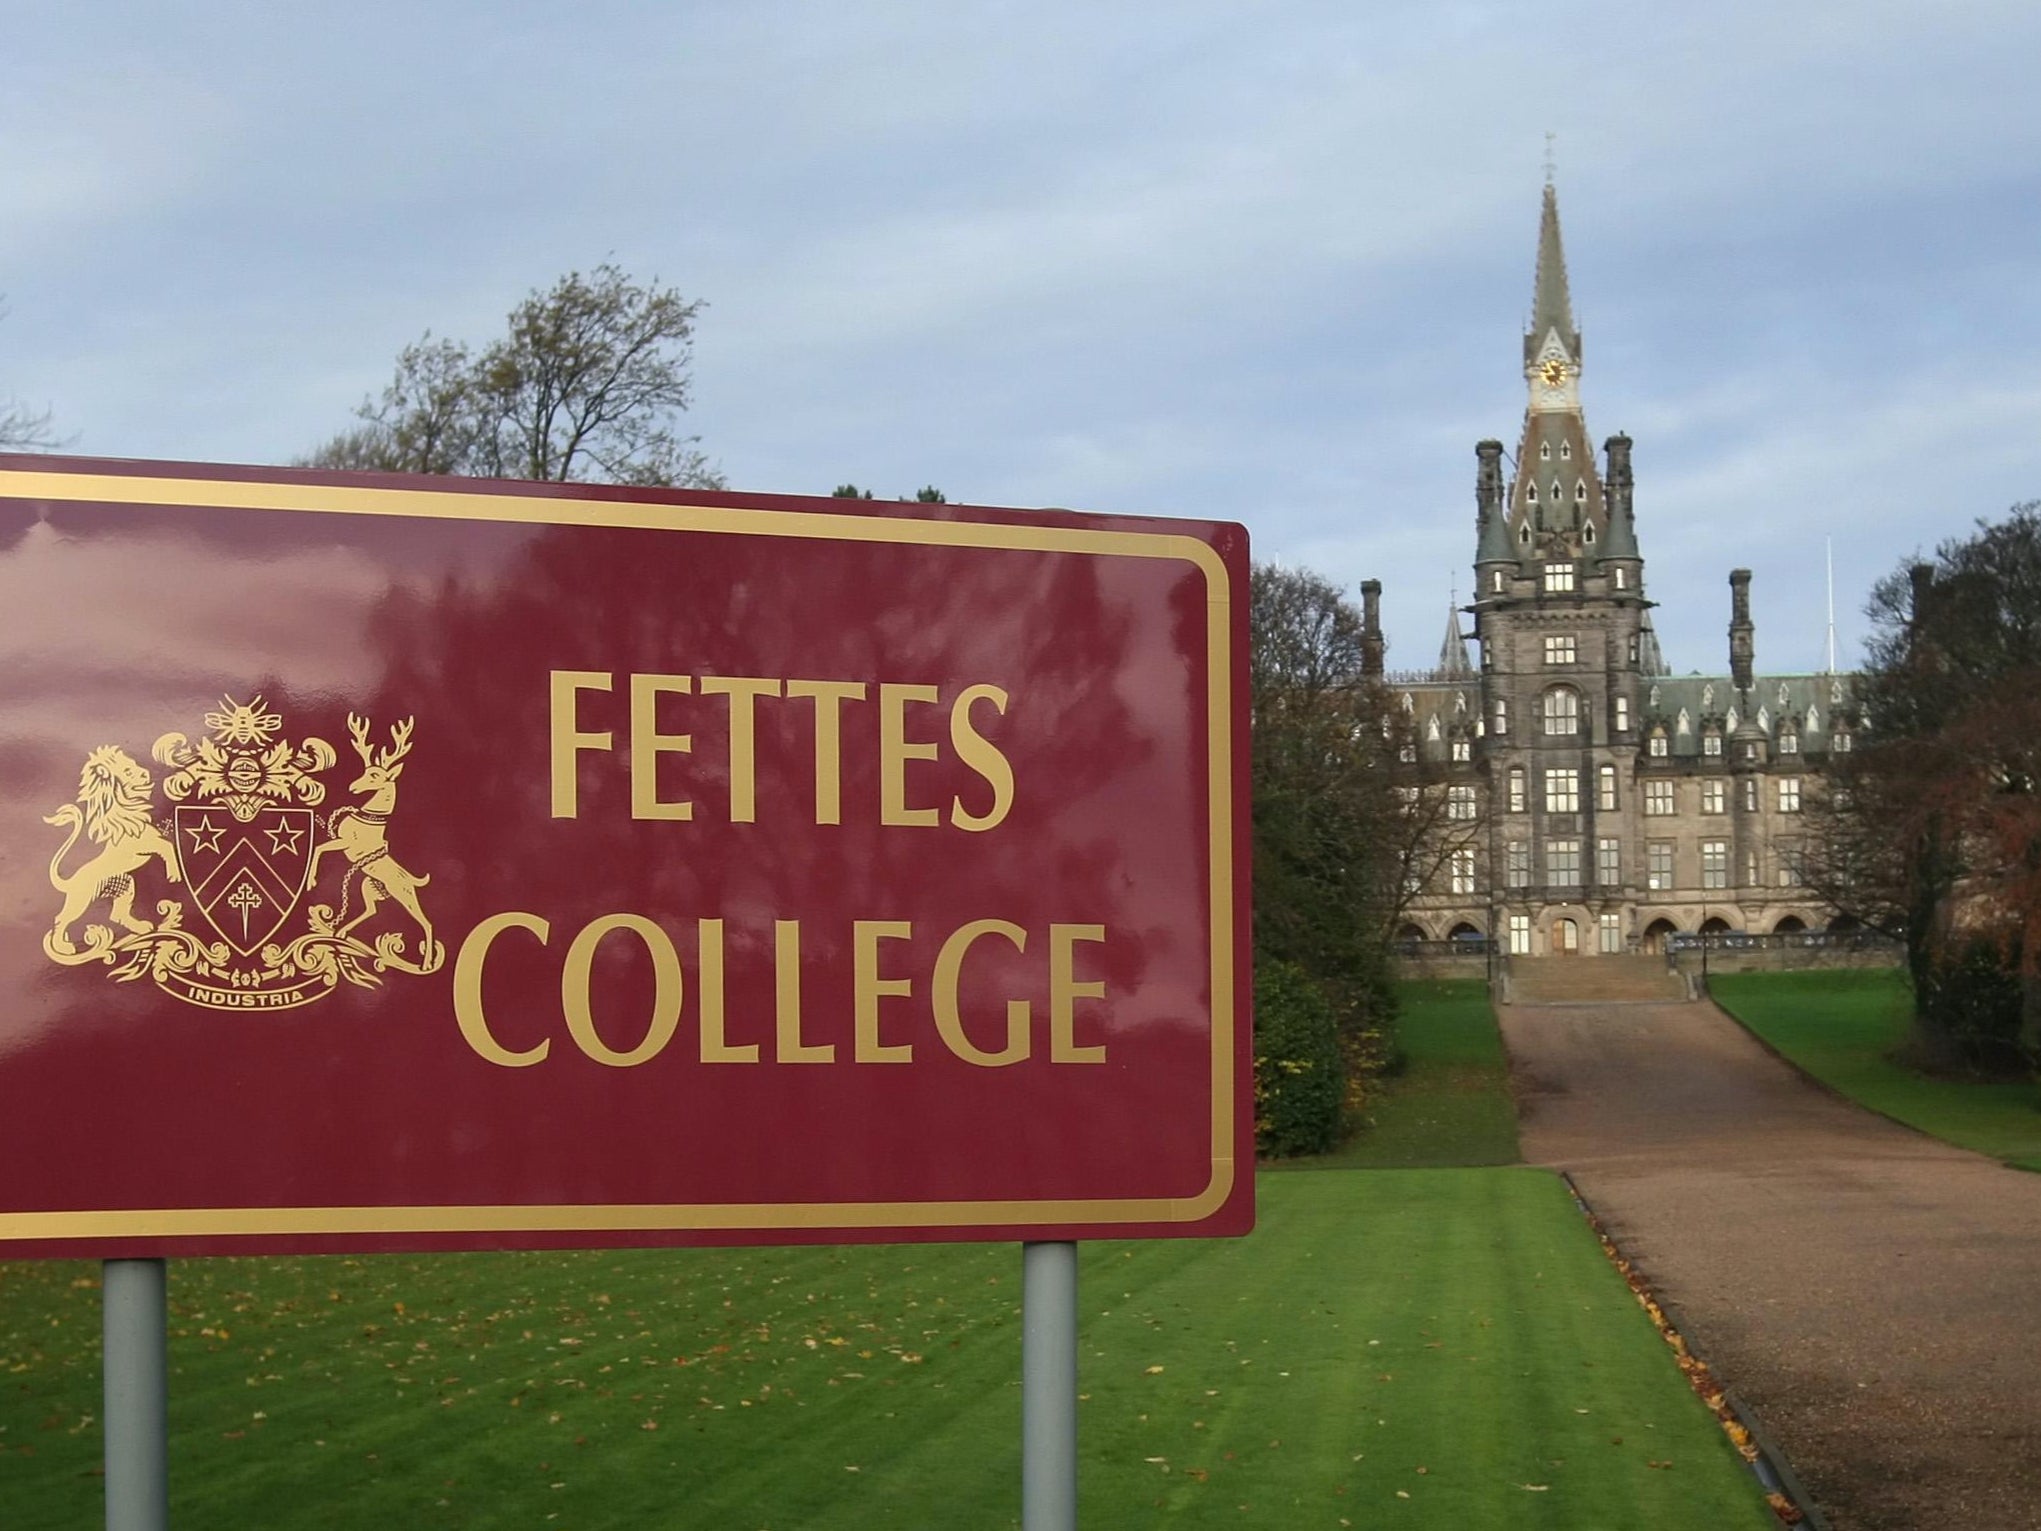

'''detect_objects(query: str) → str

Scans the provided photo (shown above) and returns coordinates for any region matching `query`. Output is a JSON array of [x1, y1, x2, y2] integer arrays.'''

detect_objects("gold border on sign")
[[0, 469, 1240, 1241]]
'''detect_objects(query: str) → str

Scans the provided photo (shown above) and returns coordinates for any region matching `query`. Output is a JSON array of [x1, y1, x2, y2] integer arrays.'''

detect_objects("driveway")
[[1499, 997, 2041, 1531]]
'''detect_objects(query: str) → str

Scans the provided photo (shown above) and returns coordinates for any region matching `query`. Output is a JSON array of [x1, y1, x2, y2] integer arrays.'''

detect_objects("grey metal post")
[[102, 1259, 169, 1531], [1022, 1240, 1078, 1531]]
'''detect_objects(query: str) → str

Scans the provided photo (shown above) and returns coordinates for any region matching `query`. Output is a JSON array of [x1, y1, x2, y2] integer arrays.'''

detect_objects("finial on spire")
[[1543, 130, 1556, 186]]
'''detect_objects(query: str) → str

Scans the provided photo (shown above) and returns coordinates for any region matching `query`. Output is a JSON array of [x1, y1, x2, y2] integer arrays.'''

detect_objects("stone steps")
[[1508, 954, 1684, 1004]]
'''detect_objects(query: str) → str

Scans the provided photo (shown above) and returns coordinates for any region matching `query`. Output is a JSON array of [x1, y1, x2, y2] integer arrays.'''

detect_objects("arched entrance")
[[1700, 916, 1733, 936], [1447, 922, 1484, 942], [1642, 918, 1679, 954], [1553, 917, 1579, 956], [1773, 915, 1807, 934]]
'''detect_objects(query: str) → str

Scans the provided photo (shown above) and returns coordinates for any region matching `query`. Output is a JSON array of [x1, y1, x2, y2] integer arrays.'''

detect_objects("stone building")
[[1384, 183, 1859, 957]]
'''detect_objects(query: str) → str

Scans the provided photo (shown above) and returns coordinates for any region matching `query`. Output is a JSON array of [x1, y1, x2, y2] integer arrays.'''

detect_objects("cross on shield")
[[174, 805, 315, 955]]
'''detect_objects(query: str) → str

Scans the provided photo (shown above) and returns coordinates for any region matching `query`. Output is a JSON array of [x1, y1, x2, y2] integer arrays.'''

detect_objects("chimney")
[[1604, 433, 1633, 521], [1728, 568, 1755, 695], [1361, 579, 1385, 678]]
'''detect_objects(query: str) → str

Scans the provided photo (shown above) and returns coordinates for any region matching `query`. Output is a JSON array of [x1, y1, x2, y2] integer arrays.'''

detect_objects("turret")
[[1474, 439, 1514, 571]]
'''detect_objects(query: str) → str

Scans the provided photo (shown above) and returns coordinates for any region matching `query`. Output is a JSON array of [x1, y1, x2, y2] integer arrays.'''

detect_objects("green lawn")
[[1710, 968, 2041, 1171], [1290, 978, 1522, 1169], [0, 1170, 1772, 1529]]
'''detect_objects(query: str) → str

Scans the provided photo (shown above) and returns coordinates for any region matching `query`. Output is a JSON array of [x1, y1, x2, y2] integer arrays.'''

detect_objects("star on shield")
[[174, 805, 315, 955]]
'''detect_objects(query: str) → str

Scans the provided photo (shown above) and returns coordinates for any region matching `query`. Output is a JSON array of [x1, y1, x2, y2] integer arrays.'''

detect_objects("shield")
[[174, 805, 315, 955]]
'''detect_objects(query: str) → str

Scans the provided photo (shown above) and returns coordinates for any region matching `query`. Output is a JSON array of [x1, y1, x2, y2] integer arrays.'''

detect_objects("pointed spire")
[[1638, 614, 1667, 677], [1524, 181, 1581, 370], [1435, 592, 1473, 679], [1534, 181, 1575, 344]]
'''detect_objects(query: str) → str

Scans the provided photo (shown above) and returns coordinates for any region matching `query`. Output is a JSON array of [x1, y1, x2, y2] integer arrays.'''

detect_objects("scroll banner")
[[0, 458, 1252, 1255]]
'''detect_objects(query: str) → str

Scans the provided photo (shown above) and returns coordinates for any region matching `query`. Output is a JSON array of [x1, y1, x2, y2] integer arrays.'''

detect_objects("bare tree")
[[304, 266, 722, 489], [1807, 503, 2041, 1059], [1, 298, 61, 451]]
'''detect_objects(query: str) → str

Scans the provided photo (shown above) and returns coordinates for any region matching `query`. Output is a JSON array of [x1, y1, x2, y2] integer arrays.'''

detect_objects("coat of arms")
[[42, 697, 444, 1009]]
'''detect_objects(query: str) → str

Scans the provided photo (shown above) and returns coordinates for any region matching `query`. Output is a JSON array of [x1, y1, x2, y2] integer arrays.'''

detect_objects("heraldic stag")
[[309, 714, 438, 964]]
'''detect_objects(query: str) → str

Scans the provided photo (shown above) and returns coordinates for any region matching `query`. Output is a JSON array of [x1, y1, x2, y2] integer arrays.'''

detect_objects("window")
[[1778, 844, 1802, 887], [1507, 914, 1532, 955], [1544, 635, 1576, 665], [1544, 768, 1579, 813], [1507, 767, 1527, 814], [1540, 441, 1551, 460], [1494, 698, 1509, 736], [1598, 912, 1623, 953], [1448, 785, 1477, 820], [1648, 730, 1668, 758], [1647, 841, 1674, 890], [1615, 566, 1627, 590], [1745, 849, 1761, 886], [1597, 837, 1621, 885], [1628, 635, 1640, 664], [1450, 847, 1477, 895], [1452, 737, 1471, 762], [1645, 780, 1675, 816], [1743, 778, 1759, 812], [1544, 562, 1575, 593], [1779, 729, 1800, 755], [1561, 440, 1572, 459], [1834, 728, 1852, 753], [1597, 764, 1617, 811], [1778, 777, 1801, 812], [1399, 743, 1416, 764], [1703, 730, 1722, 756], [1543, 688, 1579, 736], [1614, 695, 1630, 732], [1491, 569, 1505, 593], [1701, 840, 1729, 890], [1546, 839, 1581, 885], [1702, 779, 1726, 814], [1506, 841, 1530, 889]]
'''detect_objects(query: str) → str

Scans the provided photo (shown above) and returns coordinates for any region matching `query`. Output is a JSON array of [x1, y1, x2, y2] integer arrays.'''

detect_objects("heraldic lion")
[[44, 745, 182, 957]]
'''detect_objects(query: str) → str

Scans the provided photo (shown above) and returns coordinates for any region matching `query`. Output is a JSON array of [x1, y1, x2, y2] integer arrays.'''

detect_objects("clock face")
[[1539, 356, 1569, 388]]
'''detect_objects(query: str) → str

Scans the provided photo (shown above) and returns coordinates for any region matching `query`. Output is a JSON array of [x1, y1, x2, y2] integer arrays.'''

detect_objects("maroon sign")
[[0, 457, 1251, 1255]]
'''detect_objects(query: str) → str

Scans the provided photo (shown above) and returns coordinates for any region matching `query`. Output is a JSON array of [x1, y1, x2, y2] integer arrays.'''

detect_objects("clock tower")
[[1470, 176, 1651, 955]]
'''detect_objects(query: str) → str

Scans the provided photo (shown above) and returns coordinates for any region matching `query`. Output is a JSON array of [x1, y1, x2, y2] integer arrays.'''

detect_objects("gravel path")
[[1498, 997, 2041, 1531]]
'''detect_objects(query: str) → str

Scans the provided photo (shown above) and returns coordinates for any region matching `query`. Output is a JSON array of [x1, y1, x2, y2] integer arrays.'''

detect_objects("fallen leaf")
[[1144, 1365, 1165, 1375]]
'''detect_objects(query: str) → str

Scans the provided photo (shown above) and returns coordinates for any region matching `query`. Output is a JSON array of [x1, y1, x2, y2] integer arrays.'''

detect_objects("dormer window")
[[1648, 730, 1668, 758], [1519, 524, 1531, 546], [1574, 479, 1587, 501], [1584, 522, 1596, 544], [1540, 442, 1551, 461], [1560, 441, 1572, 459], [1550, 479, 1563, 501], [1703, 730, 1722, 756], [1527, 482, 1538, 501]]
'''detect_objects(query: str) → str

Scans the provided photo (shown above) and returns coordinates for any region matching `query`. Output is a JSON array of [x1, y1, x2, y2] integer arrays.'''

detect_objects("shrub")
[[1253, 961, 1347, 1158], [1914, 934, 2027, 1073]]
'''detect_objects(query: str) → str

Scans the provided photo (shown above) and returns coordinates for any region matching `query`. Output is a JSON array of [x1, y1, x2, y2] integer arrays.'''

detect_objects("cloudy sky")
[[4, 1, 2037, 674]]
